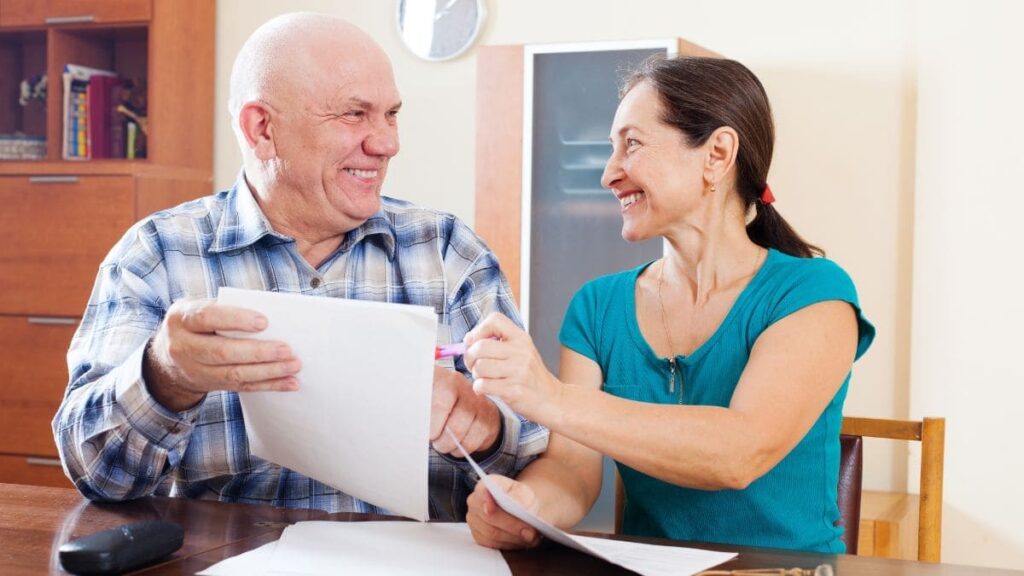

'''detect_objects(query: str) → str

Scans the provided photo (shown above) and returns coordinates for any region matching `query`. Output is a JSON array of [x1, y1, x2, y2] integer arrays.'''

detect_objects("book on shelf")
[[61, 64, 117, 160], [126, 121, 138, 160]]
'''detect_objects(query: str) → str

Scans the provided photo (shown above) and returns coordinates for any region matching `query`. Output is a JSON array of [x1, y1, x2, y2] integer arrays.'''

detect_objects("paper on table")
[[218, 288, 437, 521], [447, 429, 736, 576], [197, 541, 277, 576], [265, 521, 511, 576]]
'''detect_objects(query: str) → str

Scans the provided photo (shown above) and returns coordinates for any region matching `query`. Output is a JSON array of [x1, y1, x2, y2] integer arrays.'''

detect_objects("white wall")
[[911, 0, 1024, 569], [212, 0, 1021, 568]]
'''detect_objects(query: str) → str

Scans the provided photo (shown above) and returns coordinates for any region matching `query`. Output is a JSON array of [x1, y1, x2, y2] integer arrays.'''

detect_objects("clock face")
[[396, 0, 486, 61]]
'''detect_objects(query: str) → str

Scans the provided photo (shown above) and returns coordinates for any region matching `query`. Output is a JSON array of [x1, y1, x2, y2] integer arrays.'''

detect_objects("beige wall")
[[911, 0, 1024, 569], [213, 0, 1022, 568]]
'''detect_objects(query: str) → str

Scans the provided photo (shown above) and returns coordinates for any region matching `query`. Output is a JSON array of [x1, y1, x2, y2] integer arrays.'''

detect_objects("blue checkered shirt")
[[53, 176, 549, 520]]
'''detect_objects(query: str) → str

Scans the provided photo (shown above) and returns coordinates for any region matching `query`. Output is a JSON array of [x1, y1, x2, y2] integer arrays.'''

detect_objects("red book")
[[87, 76, 123, 159]]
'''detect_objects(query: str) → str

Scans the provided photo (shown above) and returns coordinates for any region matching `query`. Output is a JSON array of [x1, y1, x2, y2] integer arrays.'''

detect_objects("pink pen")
[[435, 337, 499, 360], [435, 342, 467, 360]]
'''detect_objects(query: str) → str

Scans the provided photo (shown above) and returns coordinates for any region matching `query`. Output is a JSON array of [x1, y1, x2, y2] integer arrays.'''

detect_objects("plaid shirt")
[[53, 176, 549, 520]]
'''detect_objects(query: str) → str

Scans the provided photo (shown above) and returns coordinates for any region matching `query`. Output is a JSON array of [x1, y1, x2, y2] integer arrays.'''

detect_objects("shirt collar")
[[209, 172, 285, 254], [210, 171, 397, 260]]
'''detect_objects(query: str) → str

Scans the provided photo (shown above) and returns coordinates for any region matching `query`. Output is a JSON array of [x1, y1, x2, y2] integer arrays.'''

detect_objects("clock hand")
[[434, 0, 460, 21]]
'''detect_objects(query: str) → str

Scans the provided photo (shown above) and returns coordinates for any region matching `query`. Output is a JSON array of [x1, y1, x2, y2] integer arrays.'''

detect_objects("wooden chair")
[[613, 416, 945, 563], [836, 434, 864, 553], [840, 416, 946, 563]]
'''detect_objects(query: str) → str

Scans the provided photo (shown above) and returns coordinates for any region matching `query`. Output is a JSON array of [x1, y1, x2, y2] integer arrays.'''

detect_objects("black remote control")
[[58, 520, 184, 575]]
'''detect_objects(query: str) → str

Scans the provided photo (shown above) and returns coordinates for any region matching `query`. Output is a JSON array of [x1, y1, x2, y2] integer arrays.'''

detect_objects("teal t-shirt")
[[558, 249, 875, 553]]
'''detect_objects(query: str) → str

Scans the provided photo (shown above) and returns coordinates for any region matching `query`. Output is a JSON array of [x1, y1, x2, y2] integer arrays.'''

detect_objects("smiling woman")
[[461, 56, 875, 555]]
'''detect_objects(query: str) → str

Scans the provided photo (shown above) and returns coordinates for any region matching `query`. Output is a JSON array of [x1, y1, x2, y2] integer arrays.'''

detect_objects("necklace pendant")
[[668, 358, 676, 394]]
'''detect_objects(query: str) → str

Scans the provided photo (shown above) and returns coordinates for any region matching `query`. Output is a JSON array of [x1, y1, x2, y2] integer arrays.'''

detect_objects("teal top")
[[559, 249, 875, 553]]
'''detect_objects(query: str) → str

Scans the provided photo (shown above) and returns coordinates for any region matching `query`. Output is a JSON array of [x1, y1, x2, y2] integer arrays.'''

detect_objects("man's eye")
[[343, 110, 365, 119]]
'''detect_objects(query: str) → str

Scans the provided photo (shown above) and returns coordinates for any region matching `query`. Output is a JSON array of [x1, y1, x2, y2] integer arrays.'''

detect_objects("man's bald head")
[[228, 12, 392, 118]]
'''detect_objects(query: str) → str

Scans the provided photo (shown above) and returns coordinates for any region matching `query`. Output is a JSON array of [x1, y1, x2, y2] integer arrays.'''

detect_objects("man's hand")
[[466, 474, 541, 549], [144, 299, 302, 412], [430, 365, 501, 456]]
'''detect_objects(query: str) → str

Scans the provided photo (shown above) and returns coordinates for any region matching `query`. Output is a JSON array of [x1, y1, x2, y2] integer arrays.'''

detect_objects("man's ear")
[[237, 101, 276, 161], [703, 126, 739, 184]]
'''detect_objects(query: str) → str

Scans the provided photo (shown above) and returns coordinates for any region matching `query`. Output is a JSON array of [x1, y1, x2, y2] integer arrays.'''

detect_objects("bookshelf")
[[0, 0, 215, 487]]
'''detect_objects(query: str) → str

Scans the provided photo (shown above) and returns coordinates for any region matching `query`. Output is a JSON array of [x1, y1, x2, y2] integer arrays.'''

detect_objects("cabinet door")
[[0, 454, 70, 487], [0, 175, 135, 316], [0, 316, 77, 457], [1, 0, 151, 26], [0, 0, 46, 28]]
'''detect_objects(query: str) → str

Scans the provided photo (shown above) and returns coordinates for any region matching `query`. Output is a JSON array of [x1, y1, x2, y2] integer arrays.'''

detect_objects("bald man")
[[53, 13, 548, 519]]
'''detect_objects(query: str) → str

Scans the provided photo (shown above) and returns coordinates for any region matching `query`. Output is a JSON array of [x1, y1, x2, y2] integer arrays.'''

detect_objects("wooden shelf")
[[0, 0, 216, 488], [858, 490, 920, 560]]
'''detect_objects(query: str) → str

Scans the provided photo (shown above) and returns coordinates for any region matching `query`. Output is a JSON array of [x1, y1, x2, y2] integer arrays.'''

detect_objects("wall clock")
[[396, 0, 486, 61]]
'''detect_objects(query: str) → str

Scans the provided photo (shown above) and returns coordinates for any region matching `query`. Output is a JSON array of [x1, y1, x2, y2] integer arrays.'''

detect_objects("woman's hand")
[[466, 474, 541, 550], [463, 312, 563, 425]]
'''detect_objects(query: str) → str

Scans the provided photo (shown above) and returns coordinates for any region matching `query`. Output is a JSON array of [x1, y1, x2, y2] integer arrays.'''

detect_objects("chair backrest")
[[841, 416, 946, 563], [837, 434, 864, 554]]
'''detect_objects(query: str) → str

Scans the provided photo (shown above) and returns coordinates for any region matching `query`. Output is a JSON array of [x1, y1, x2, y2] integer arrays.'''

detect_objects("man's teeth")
[[345, 168, 378, 178], [620, 192, 643, 208]]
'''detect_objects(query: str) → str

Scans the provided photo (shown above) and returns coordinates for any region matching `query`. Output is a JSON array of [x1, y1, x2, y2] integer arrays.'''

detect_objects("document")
[[199, 522, 510, 576], [198, 541, 277, 576], [447, 430, 737, 576], [217, 288, 438, 521]]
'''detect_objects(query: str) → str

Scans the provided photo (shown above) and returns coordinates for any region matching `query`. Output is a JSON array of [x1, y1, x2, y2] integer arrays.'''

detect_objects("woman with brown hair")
[[462, 56, 875, 553]]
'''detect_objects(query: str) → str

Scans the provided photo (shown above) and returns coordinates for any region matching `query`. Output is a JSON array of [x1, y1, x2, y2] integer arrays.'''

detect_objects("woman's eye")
[[625, 138, 640, 151]]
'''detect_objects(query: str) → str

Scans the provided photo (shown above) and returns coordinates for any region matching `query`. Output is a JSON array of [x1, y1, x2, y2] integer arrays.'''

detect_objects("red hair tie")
[[760, 184, 775, 205]]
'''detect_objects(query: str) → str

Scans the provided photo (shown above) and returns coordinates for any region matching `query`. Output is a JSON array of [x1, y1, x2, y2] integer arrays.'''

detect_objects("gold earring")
[[710, 184, 717, 193]]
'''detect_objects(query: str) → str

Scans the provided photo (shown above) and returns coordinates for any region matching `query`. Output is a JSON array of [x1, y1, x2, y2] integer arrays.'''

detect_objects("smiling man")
[[52, 13, 547, 520]]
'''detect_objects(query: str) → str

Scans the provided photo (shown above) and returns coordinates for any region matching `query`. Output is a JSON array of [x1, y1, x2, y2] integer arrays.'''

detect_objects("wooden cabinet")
[[0, 175, 134, 315], [858, 490, 921, 560], [0, 0, 216, 487], [0, 0, 45, 27], [0, 316, 77, 456], [0, 0, 150, 27], [0, 454, 69, 487]]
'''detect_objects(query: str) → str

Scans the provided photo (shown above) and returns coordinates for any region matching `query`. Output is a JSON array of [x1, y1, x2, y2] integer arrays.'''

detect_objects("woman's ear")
[[703, 126, 739, 184], [237, 101, 277, 161]]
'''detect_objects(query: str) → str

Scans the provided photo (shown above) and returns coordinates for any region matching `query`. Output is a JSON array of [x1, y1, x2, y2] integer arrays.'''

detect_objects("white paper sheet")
[[197, 541, 277, 576], [265, 521, 511, 575], [218, 288, 437, 521], [447, 430, 737, 576]]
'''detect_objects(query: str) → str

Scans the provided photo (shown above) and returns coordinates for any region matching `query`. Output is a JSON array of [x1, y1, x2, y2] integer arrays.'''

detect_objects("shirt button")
[[310, 277, 322, 289]]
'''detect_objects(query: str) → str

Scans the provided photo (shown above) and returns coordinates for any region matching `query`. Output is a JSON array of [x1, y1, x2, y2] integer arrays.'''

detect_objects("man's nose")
[[364, 122, 399, 158]]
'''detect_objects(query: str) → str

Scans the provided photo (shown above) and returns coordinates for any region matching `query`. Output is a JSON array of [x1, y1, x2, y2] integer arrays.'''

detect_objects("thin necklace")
[[656, 259, 681, 402], [656, 248, 765, 403]]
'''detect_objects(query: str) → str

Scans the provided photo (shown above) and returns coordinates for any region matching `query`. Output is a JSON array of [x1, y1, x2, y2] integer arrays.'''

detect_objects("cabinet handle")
[[27, 317, 79, 326], [45, 15, 96, 24], [26, 457, 63, 467], [28, 176, 79, 184]]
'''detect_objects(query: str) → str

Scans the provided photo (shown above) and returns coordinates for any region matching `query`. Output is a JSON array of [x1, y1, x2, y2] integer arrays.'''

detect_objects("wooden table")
[[0, 483, 1019, 575]]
